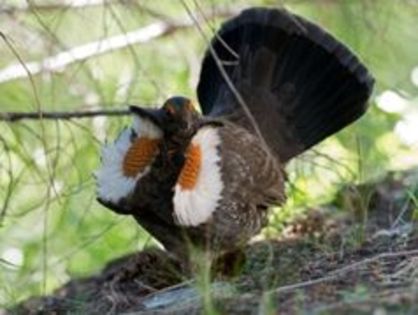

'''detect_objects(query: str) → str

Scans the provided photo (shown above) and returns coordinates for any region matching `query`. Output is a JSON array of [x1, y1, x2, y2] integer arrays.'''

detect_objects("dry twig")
[[0, 7, 237, 84], [268, 249, 418, 295], [0, 109, 131, 122], [0, 0, 128, 14]]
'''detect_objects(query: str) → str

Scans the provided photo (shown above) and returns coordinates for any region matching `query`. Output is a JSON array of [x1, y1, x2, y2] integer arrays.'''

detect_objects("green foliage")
[[0, 0, 417, 306]]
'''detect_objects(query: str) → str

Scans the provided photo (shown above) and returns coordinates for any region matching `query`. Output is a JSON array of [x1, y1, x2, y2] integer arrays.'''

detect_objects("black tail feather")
[[197, 7, 374, 162]]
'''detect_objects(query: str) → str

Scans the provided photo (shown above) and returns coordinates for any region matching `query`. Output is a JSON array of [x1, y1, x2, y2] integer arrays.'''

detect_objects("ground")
[[5, 169, 418, 315]]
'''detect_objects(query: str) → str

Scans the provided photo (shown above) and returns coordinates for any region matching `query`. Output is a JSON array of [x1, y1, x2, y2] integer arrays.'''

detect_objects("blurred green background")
[[0, 0, 417, 306]]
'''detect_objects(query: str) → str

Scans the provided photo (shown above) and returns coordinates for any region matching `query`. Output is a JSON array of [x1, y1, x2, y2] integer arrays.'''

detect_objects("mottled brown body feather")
[[207, 123, 285, 249]]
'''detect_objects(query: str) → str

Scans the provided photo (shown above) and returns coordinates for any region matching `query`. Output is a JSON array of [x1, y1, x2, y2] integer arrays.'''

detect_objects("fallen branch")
[[0, 7, 238, 84], [269, 248, 418, 295], [327, 248, 418, 277], [0, 109, 131, 122]]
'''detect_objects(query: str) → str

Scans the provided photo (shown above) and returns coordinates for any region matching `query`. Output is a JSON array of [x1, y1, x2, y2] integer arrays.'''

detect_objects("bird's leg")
[[102, 247, 185, 296], [211, 248, 247, 278], [177, 248, 247, 281]]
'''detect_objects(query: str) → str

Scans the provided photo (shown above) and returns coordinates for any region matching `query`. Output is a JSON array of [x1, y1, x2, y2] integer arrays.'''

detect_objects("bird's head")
[[161, 96, 200, 138], [130, 96, 200, 141]]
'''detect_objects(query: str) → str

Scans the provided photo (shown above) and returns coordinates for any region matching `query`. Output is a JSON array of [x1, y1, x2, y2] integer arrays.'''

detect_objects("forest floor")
[[6, 169, 418, 315]]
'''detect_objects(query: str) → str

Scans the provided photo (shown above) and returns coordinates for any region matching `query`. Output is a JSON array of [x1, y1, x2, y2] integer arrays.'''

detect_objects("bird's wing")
[[197, 7, 374, 163], [172, 125, 224, 226], [172, 123, 285, 227], [95, 110, 162, 205]]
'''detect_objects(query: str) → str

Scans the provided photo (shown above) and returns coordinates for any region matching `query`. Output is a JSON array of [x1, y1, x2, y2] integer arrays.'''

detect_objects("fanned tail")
[[197, 7, 374, 162]]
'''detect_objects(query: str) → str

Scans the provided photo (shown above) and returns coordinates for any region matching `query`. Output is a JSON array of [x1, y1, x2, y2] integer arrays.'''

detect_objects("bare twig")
[[0, 258, 19, 268], [271, 274, 340, 295], [391, 198, 412, 229], [0, 109, 131, 122], [0, 22, 176, 83], [0, 7, 237, 84], [0, 0, 129, 14], [327, 249, 418, 277], [0, 136, 14, 224], [268, 249, 418, 295]]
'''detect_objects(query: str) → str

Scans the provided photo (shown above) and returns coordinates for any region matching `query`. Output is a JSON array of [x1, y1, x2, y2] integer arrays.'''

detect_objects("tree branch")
[[0, 7, 238, 84], [0, 109, 131, 122], [0, 0, 128, 14], [0, 22, 179, 83]]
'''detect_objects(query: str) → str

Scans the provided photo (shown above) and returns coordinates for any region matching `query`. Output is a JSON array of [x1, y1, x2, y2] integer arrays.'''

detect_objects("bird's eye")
[[164, 103, 176, 116], [130, 128, 138, 141], [186, 101, 195, 112]]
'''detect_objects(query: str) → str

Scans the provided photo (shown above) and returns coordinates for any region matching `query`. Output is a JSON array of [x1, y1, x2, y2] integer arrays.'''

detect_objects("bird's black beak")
[[129, 105, 167, 127], [97, 197, 133, 215]]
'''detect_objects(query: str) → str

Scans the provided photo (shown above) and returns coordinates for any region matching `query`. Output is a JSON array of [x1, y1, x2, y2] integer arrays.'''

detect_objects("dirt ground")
[[6, 169, 418, 314]]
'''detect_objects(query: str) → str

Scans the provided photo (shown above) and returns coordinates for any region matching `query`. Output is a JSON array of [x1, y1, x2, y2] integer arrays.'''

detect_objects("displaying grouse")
[[95, 7, 374, 258]]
